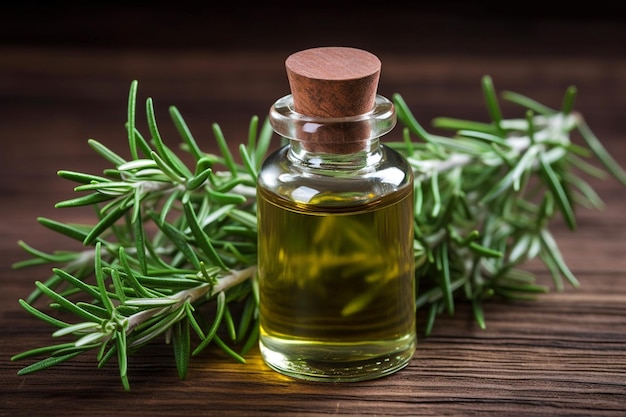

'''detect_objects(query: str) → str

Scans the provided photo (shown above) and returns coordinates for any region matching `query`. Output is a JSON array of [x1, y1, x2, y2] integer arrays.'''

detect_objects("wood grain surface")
[[1, 4, 625, 416]]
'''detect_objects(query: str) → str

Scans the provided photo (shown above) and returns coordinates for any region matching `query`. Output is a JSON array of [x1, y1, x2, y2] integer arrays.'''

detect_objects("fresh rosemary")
[[12, 76, 626, 391]]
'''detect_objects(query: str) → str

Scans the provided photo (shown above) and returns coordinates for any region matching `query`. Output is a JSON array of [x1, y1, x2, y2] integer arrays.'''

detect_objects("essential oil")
[[256, 47, 416, 381]]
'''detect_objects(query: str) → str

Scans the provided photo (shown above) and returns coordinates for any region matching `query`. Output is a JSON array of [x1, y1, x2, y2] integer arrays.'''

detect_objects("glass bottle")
[[256, 47, 416, 381]]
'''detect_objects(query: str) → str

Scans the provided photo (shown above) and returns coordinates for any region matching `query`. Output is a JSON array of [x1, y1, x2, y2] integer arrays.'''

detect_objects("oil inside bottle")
[[257, 183, 416, 381]]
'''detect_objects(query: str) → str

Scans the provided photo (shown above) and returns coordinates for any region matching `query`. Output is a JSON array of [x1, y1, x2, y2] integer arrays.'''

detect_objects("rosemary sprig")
[[12, 76, 626, 390]]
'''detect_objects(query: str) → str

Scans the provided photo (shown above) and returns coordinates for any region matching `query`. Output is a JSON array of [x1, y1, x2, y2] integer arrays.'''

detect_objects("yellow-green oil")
[[257, 184, 416, 381]]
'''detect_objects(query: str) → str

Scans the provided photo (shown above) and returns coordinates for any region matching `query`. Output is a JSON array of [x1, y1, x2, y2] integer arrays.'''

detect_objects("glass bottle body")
[[257, 111, 416, 381]]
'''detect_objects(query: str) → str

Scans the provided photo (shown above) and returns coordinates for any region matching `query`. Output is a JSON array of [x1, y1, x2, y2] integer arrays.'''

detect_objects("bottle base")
[[259, 335, 416, 382]]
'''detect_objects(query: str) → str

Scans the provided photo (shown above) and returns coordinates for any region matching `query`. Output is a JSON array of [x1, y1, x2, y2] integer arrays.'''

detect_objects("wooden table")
[[1, 5, 625, 416]]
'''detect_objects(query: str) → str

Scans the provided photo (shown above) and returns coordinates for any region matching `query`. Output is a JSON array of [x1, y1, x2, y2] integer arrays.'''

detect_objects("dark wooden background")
[[1, 3, 625, 416]]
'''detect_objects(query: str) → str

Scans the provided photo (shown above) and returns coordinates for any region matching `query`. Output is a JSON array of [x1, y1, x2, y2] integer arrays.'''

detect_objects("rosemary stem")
[[210, 265, 257, 295], [126, 266, 257, 331]]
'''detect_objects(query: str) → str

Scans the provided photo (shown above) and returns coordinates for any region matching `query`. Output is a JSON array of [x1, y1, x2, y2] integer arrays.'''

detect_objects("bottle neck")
[[269, 93, 397, 169], [287, 138, 383, 170]]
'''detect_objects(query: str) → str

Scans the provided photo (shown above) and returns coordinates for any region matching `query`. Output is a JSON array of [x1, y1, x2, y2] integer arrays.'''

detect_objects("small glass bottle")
[[256, 47, 416, 381]]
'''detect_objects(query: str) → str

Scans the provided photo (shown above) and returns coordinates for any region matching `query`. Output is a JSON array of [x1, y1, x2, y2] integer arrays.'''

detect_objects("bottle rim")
[[269, 94, 396, 144]]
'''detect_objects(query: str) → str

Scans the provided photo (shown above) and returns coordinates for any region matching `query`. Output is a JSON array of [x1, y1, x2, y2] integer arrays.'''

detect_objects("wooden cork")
[[286, 46, 381, 118], [284, 47, 382, 153]]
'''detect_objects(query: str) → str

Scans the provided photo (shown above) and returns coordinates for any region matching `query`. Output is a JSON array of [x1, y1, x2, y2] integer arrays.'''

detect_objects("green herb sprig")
[[12, 76, 626, 390]]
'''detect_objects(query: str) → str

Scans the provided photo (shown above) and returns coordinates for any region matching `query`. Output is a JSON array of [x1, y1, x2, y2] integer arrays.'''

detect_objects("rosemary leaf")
[[471, 300, 486, 330], [539, 153, 577, 230], [577, 118, 626, 185], [432, 117, 500, 135], [255, 116, 274, 170], [34, 281, 103, 323], [15, 241, 77, 264], [115, 329, 130, 391], [172, 319, 191, 380], [94, 242, 115, 314], [16, 352, 84, 376], [182, 196, 228, 270], [501, 90, 556, 115], [88, 138, 127, 166], [11, 342, 78, 361], [17, 299, 72, 329], [213, 334, 246, 364], [55, 192, 114, 208], [84, 204, 130, 245], [481, 75, 504, 133], [170, 105, 203, 162], [192, 291, 226, 356], [212, 123, 238, 176], [36, 217, 94, 243], [146, 97, 193, 180]]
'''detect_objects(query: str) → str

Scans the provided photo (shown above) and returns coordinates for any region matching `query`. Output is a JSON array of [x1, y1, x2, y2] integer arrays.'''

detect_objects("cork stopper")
[[286, 46, 381, 118], [283, 47, 382, 153]]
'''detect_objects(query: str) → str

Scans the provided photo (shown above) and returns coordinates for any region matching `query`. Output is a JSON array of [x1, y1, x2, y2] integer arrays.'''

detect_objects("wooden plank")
[[1, 9, 625, 416]]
